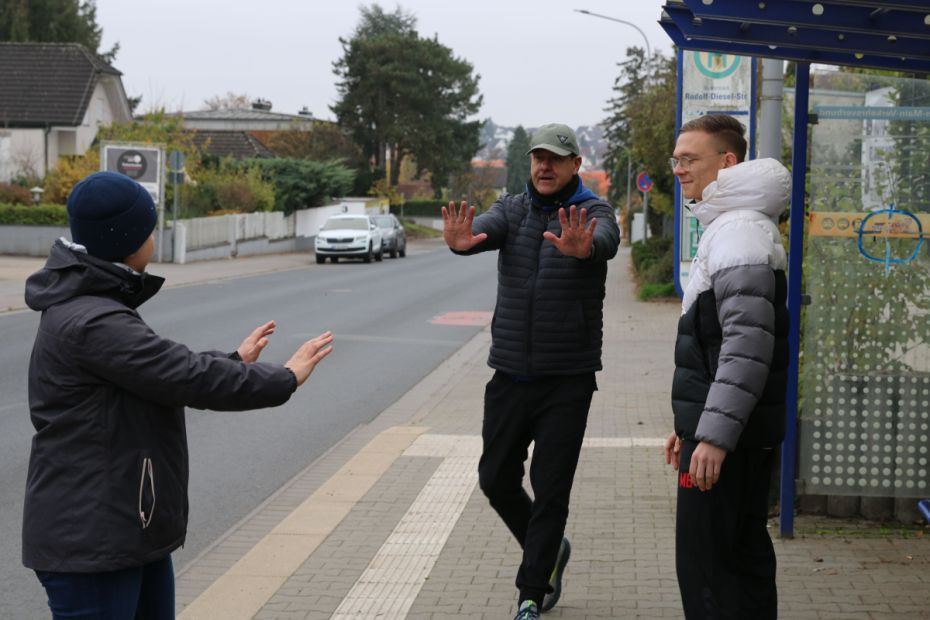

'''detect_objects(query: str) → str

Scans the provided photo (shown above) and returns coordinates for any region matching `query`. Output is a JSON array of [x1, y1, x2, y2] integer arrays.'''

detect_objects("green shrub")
[[0, 203, 68, 226], [391, 200, 444, 217], [242, 158, 355, 214], [638, 282, 677, 301], [182, 165, 275, 217], [631, 235, 673, 274], [0, 183, 32, 205]]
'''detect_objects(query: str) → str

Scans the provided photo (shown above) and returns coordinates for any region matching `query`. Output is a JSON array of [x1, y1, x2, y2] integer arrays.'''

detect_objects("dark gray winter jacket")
[[22, 240, 297, 572], [672, 159, 791, 451], [455, 182, 620, 376]]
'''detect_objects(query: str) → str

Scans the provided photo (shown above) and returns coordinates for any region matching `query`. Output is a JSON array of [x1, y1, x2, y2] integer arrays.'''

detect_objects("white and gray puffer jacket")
[[671, 158, 791, 451]]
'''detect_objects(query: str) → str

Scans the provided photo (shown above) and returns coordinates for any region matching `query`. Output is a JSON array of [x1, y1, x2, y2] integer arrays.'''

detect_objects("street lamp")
[[30, 186, 44, 205], [573, 9, 652, 58]]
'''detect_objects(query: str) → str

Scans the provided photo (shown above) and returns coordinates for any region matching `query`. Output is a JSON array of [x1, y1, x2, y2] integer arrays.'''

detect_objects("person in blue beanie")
[[442, 124, 620, 620], [22, 171, 334, 620]]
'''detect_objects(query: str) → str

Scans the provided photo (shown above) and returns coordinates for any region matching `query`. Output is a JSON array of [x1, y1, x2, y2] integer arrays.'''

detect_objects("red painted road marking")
[[430, 311, 493, 326]]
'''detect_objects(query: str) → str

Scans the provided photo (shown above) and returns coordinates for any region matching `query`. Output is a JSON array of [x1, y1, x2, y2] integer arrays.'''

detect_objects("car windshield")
[[371, 216, 394, 228], [322, 217, 368, 231]]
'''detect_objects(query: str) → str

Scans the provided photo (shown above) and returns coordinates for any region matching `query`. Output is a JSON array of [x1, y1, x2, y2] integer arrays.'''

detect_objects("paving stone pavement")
[[176, 246, 930, 619]]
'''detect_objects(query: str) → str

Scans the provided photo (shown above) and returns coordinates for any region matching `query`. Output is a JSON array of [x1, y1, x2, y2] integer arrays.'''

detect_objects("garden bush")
[[0, 203, 68, 226]]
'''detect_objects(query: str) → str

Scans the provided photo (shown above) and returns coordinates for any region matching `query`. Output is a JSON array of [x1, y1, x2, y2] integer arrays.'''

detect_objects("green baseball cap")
[[527, 123, 580, 157]]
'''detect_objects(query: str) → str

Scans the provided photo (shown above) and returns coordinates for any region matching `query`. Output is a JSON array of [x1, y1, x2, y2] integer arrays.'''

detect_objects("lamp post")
[[573, 9, 652, 58], [29, 186, 44, 205]]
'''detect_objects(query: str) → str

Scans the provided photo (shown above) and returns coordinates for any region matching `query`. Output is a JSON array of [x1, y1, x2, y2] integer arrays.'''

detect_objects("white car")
[[314, 214, 383, 264]]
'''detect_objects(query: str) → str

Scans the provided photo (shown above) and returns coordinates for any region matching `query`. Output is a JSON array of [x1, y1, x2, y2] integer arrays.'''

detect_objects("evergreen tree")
[[505, 126, 531, 194], [602, 47, 677, 230], [0, 0, 118, 62], [332, 3, 483, 194]]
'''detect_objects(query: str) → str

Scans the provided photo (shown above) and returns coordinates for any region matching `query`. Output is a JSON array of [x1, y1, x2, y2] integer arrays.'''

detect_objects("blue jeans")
[[35, 556, 175, 620]]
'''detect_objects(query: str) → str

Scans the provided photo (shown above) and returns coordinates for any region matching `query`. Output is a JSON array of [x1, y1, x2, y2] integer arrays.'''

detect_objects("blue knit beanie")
[[67, 171, 158, 261]]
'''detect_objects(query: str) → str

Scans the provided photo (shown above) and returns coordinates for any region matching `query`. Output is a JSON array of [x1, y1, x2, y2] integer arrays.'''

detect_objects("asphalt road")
[[0, 244, 497, 617]]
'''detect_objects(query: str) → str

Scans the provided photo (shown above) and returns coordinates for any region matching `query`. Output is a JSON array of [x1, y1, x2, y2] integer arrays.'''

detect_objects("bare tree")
[[203, 92, 251, 111]]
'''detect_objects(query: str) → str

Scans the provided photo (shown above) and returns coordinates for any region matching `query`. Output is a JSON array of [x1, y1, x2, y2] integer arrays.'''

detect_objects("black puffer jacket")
[[23, 240, 297, 572], [671, 159, 791, 451], [455, 184, 620, 376]]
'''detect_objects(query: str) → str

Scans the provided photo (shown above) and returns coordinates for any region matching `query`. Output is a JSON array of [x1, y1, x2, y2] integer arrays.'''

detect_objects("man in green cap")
[[443, 123, 620, 619]]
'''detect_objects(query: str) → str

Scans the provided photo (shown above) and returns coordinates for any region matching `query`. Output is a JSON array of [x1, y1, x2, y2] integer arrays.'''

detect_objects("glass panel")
[[800, 68, 930, 498]]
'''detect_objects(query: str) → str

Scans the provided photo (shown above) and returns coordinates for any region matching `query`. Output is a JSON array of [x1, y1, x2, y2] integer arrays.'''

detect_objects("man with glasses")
[[664, 114, 791, 619], [443, 123, 619, 620]]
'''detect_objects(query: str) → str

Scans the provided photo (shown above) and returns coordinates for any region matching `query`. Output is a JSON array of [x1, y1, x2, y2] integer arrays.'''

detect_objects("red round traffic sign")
[[636, 172, 654, 193]]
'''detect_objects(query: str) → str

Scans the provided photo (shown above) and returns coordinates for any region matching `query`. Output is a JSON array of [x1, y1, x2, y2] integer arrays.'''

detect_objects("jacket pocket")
[[138, 457, 156, 529]]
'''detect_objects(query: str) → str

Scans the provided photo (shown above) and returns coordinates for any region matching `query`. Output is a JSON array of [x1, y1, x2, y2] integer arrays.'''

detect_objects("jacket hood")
[[690, 158, 791, 228], [25, 239, 164, 311], [568, 177, 599, 205]]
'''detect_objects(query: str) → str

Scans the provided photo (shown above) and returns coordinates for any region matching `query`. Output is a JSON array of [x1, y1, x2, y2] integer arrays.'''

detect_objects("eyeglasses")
[[669, 151, 727, 172]]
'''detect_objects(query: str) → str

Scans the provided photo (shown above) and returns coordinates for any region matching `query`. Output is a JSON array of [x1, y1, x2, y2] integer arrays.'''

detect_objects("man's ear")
[[723, 152, 740, 168]]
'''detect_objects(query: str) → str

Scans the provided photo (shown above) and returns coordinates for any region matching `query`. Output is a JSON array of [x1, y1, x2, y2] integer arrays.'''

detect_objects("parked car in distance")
[[314, 214, 383, 264], [371, 214, 407, 258]]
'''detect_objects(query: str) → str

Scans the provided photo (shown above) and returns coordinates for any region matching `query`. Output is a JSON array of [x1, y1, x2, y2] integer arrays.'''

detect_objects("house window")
[[0, 132, 11, 183]]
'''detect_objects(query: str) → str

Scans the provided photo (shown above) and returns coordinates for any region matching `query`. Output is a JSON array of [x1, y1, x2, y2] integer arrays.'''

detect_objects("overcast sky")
[[95, 0, 673, 128]]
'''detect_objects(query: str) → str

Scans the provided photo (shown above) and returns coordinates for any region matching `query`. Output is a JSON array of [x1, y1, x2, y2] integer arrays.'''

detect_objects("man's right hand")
[[442, 200, 487, 251], [664, 431, 682, 470], [285, 331, 334, 386]]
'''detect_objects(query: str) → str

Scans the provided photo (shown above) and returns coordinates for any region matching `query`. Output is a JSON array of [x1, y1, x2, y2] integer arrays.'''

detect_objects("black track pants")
[[676, 439, 778, 620], [478, 371, 595, 603]]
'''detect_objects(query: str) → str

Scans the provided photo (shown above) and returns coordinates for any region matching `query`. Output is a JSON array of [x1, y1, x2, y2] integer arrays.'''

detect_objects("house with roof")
[[0, 43, 132, 182], [170, 103, 329, 161]]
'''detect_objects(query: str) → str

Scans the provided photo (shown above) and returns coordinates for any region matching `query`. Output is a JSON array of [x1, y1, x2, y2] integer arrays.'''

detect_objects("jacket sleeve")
[[70, 308, 297, 411], [585, 202, 620, 263], [694, 225, 776, 452], [450, 196, 509, 255]]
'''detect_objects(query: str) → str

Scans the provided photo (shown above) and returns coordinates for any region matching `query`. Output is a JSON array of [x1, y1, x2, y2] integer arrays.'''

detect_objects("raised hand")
[[285, 331, 334, 386], [237, 320, 276, 363], [442, 200, 488, 251], [542, 205, 598, 259]]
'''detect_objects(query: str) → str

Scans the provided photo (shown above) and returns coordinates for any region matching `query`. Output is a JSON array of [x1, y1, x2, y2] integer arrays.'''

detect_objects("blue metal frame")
[[780, 62, 810, 539], [681, 0, 930, 40], [660, 20, 930, 74], [674, 47, 685, 299], [659, 0, 930, 538]]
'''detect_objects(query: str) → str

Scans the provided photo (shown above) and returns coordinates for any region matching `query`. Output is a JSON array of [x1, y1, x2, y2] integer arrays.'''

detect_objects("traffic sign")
[[636, 172, 654, 193]]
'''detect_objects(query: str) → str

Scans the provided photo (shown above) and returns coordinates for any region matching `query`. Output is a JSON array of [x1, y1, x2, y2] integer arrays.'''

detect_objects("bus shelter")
[[660, 0, 930, 536]]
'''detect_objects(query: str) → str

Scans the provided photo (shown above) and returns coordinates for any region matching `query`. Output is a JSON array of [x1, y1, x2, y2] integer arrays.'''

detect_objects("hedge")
[[0, 203, 69, 226], [390, 200, 444, 217]]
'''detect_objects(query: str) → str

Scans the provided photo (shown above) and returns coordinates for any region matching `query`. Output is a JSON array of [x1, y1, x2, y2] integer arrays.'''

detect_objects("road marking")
[[179, 431, 669, 618], [331, 433, 666, 618], [292, 333, 462, 347], [429, 311, 493, 326], [177, 425, 428, 620]]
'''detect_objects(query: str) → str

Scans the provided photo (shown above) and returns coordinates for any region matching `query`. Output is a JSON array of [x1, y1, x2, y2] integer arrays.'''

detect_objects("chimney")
[[298, 106, 313, 117], [251, 98, 272, 111]]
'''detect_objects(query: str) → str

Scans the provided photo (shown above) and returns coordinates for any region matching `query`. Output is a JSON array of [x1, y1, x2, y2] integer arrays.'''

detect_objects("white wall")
[[295, 198, 389, 238], [0, 129, 44, 182]]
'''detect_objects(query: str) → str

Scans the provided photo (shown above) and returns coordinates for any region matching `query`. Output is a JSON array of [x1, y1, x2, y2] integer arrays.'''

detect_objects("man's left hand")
[[689, 441, 727, 491], [543, 205, 598, 259], [237, 320, 276, 363]]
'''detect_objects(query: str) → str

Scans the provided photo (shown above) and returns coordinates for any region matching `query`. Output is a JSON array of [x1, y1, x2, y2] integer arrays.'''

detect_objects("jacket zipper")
[[138, 457, 155, 529]]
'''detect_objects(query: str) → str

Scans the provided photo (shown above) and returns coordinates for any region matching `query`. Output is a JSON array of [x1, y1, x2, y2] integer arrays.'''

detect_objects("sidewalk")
[[168, 246, 930, 620]]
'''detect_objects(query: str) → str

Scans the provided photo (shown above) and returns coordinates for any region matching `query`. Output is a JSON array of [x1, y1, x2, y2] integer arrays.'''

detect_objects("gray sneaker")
[[541, 537, 571, 612], [514, 599, 540, 620]]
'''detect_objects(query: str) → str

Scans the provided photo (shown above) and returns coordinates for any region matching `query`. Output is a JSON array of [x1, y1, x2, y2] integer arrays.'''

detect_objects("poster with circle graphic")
[[677, 51, 755, 293], [101, 142, 164, 206]]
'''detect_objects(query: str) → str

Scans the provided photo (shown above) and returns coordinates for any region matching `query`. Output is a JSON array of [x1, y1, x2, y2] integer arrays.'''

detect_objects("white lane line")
[[292, 333, 462, 347]]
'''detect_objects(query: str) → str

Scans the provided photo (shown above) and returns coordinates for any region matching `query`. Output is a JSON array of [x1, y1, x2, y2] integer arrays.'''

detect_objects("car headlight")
[[355, 235, 367, 243]]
